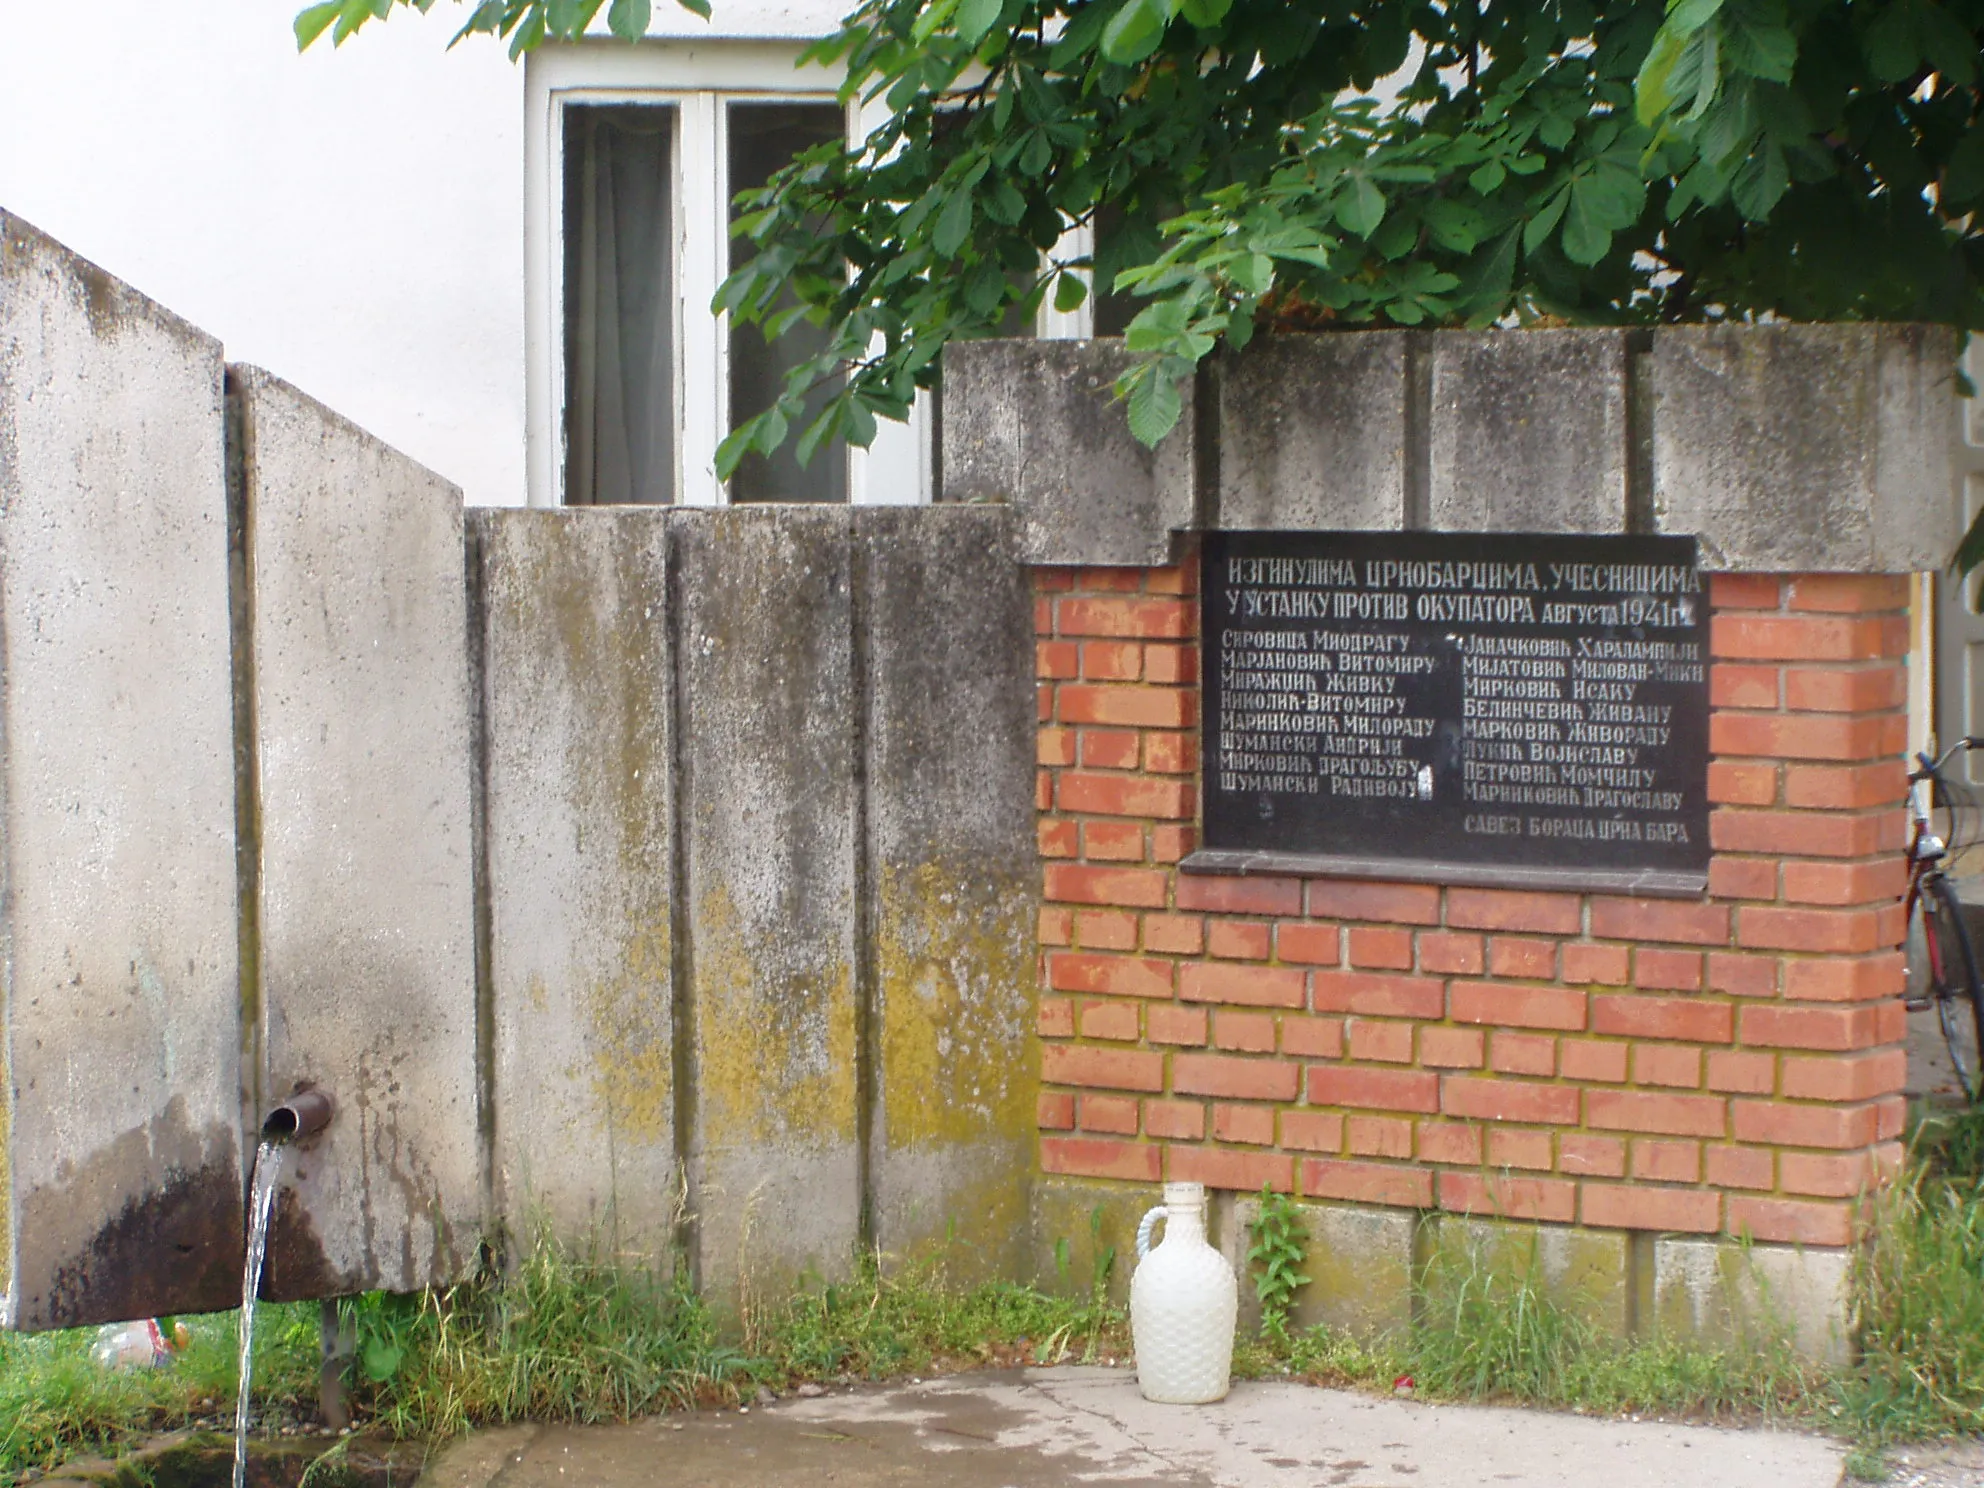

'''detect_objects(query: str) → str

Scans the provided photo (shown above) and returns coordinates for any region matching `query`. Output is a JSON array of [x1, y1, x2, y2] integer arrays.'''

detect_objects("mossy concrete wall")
[[476, 510, 679, 1255], [675, 509, 865, 1298], [233, 367, 482, 1300], [0, 212, 243, 1329], [858, 508, 1038, 1282], [476, 506, 1039, 1301], [1, 214, 1040, 1326]]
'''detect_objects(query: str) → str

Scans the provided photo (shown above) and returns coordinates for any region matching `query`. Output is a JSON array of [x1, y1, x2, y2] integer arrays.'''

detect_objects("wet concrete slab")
[[416, 1367, 1845, 1488]]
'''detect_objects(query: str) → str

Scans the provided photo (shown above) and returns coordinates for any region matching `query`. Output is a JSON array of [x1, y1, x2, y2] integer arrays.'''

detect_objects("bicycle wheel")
[[1921, 875, 1984, 1103]]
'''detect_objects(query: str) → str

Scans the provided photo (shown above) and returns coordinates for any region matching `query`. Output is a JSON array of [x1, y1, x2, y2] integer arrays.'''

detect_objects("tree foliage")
[[304, 0, 1984, 537]]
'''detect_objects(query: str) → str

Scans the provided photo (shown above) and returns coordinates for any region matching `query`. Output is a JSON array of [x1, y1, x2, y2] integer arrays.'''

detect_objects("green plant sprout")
[[1246, 1186, 1309, 1345]]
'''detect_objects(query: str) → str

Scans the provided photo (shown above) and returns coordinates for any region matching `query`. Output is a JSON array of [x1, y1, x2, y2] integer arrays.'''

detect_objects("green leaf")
[[796, 403, 843, 466], [955, 0, 1002, 45], [294, 2, 343, 48], [606, 0, 650, 39], [1945, 128, 1984, 207], [1522, 187, 1570, 254], [1458, 226, 1519, 318], [1863, 3, 1919, 84], [933, 190, 974, 257], [911, 0, 960, 43], [846, 398, 879, 447], [332, 0, 376, 46], [1123, 298, 1191, 353], [1636, 0, 1725, 125], [360, 1336, 404, 1384], [1956, 498, 1984, 578], [1918, 2, 1978, 84], [715, 422, 758, 481], [1178, 0, 1232, 25], [1335, 176, 1387, 238], [1101, 0, 1173, 66], [754, 404, 790, 454], [1126, 368, 1183, 446], [1561, 179, 1613, 265], [1728, 138, 1788, 220], [1052, 271, 1089, 312]]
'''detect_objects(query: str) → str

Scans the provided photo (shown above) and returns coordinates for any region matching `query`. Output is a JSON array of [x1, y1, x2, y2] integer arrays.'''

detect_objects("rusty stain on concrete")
[[13, 1099, 240, 1328]]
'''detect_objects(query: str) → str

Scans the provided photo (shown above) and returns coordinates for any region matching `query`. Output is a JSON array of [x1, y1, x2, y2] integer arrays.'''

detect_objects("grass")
[[0, 1221, 1126, 1484], [278, 1210, 1129, 1446], [17, 1123, 1984, 1482], [1231, 1236, 1829, 1428], [0, 1303, 318, 1481], [1842, 1105, 1984, 1448]]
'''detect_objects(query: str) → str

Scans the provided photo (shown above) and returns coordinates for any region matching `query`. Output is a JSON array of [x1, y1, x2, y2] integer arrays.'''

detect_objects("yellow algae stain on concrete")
[[875, 861, 1035, 1150], [872, 860, 1037, 1278], [584, 915, 673, 1148], [693, 884, 857, 1149]]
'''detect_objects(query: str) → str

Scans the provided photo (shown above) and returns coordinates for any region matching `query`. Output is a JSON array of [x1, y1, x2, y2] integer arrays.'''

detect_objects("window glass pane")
[[727, 102, 846, 504], [564, 104, 677, 506]]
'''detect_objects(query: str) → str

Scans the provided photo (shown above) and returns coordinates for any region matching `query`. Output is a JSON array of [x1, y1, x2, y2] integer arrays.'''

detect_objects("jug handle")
[[1136, 1204, 1166, 1261]]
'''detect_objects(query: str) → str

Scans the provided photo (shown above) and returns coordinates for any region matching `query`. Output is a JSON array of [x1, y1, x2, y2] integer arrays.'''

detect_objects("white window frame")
[[525, 40, 1090, 508]]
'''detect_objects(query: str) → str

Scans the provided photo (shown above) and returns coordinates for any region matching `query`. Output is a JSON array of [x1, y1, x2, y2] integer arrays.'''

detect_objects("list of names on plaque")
[[1198, 531, 1709, 890]]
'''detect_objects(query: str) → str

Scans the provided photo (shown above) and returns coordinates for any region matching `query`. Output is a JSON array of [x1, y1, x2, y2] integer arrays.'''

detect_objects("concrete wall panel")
[[855, 507, 1037, 1280], [0, 213, 244, 1328], [1652, 323, 1957, 571], [1652, 1236, 1850, 1366], [477, 509, 678, 1253], [675, 508, 860, 1299], [236, 367, 479, 1299], [1429, 329, 1629, 534], [942, 340, 1194, 566], [1218, 333, 1408, 531]]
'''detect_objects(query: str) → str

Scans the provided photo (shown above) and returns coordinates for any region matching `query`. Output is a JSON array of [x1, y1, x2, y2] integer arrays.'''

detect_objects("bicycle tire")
[[1921, 874, 1984, 1104]]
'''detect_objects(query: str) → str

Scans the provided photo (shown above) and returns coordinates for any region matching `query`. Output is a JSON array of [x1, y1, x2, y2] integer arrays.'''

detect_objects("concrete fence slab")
[[476, 508, 679, 1254], [948, 325, 1959, 571], [1429, 328, 1630, 534], [1216, 333, 1408, 531], [941, 340, 1195, 566], [0, 213, 243, 1329], [855, 506, 1037, 1280], [674, 508, 861, 1298], [1652, 322, 1956, 571], [234, 367, 480, 1299]]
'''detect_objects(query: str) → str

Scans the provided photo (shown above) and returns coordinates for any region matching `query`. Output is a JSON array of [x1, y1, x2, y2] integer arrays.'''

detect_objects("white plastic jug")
[[1128, 1181, 1237, 1403]]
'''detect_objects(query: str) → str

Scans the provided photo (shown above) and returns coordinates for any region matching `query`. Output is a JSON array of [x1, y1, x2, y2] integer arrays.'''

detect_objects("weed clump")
[[337, 1211, 1125, 1440], [1233, 1213, 1823, 1424], [1846, 1106, 1984, 1444]]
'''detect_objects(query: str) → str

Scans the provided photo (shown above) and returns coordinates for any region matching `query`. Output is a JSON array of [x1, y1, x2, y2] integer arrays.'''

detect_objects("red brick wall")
[[1034, 557, 1913, 1247]]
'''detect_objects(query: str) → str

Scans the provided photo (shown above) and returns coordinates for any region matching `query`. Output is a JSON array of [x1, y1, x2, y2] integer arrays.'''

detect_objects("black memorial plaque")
[[1189, 531, 1710, 896]]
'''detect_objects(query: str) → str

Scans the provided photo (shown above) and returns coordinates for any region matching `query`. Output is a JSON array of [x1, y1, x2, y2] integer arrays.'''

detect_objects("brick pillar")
[[1034, 561, 1909, 1251]]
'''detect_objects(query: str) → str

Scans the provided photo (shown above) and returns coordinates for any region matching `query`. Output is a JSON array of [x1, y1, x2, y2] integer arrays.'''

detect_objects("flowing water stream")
[[234, 1135, 289, 1488]]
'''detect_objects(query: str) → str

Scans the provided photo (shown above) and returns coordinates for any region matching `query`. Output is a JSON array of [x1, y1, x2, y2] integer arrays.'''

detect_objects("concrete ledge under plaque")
[[1179, 849, 1709, 899], [941, 325, 1961, 572]]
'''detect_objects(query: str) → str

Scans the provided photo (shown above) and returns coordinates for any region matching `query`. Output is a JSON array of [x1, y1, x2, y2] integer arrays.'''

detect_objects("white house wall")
[[0, 1, 860, 510], [0, 0, 526, 504]]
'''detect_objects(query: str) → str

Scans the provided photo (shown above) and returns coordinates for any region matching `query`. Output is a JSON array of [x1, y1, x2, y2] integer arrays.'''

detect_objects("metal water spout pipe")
[[262, 1089, 333, 1142]]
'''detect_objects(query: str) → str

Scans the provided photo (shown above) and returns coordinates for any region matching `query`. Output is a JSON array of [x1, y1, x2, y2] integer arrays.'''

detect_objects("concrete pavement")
[[416, 1366, 1846, 1488]]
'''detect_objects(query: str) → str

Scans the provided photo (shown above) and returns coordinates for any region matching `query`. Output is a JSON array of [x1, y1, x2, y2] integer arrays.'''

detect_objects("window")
[[562, 103, 679, 506], [725, 102, 847, 504], [526, 41, 1086, 509]]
